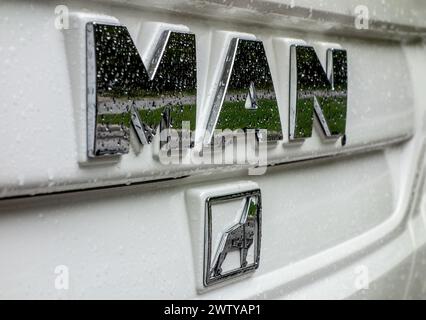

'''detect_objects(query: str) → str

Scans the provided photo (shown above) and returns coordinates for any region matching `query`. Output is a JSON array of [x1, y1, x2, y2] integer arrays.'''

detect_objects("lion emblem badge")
[[204, 190, 261, 286]]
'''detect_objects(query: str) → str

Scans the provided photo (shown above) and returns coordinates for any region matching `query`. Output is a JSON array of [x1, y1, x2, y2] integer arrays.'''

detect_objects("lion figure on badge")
[[210, 196, 258, 277]]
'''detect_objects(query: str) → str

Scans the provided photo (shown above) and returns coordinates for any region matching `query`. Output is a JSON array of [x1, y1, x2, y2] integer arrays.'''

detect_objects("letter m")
[[86, 23, 196, 158]]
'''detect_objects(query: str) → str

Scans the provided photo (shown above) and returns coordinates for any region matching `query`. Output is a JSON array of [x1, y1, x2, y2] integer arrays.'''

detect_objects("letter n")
[[289, 45, 347, 141]]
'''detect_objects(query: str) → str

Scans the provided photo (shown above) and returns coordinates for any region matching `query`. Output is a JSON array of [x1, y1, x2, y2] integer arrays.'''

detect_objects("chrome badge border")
[[204, 189, 262, 287]]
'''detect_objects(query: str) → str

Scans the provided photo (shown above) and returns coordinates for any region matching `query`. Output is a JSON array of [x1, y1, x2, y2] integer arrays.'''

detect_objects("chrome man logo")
[[205, 190, 261, 286], [86, 22, 348, 159]]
